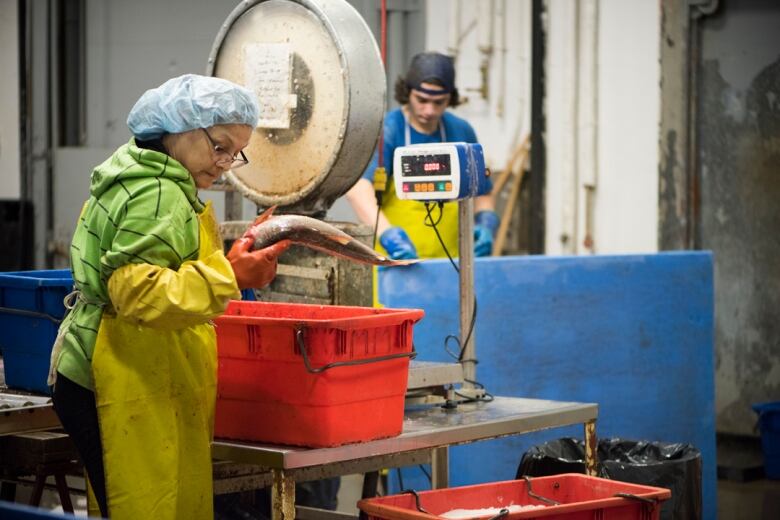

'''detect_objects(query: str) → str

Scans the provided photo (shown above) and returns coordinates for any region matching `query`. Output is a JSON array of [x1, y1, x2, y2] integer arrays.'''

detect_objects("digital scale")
[[393, 142, 490, 202], [392, 141, 491, 402]]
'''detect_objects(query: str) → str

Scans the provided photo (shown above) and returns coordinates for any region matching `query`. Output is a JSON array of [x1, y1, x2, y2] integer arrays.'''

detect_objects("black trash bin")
[[517, 437, 701, 520]]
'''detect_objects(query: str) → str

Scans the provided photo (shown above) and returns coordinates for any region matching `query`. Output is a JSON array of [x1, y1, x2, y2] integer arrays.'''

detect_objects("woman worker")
[[47, 74, 287, 519]]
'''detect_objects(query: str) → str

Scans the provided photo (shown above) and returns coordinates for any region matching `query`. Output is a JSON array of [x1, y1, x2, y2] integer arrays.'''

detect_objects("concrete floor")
[[718, 479, 780, 519]]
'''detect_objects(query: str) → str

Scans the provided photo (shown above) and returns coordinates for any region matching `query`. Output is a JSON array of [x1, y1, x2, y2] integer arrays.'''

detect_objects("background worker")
[[48, 74, 289, 520], [346, 51, 499, 260]]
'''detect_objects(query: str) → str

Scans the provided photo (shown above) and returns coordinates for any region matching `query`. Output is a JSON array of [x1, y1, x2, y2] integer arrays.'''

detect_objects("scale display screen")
[[400, 154, 452, 178], [393, 142, 487, 201]]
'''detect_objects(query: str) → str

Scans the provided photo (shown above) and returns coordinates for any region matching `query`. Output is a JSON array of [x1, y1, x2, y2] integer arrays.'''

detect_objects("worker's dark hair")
[[394, 76, 461, 108]]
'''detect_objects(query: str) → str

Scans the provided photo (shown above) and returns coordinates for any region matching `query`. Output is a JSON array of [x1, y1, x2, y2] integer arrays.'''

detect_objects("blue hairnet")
[[127, 74, 260, 140]]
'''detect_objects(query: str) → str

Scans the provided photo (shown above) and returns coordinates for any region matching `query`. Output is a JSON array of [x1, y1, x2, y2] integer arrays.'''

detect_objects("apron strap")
[[402, 110, 446, 146]]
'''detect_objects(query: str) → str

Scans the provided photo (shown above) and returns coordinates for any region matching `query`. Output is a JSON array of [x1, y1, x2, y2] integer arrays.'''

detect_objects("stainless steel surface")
[[458, 199, 476, 388], [207, 0, 385, 215], [212, 396, 598, 469], [407, 361, 464, 390], [215, 449, 432, 491], [0, 391, 60, 436]]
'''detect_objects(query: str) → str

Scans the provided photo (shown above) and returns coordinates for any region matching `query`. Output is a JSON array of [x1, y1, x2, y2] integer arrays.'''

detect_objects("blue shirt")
[[362, 108, 479, 182]]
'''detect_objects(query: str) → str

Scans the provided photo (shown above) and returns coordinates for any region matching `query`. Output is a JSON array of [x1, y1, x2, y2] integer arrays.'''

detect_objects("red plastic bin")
[[214, 300, 424, 447], [358, 474, 671, 520]]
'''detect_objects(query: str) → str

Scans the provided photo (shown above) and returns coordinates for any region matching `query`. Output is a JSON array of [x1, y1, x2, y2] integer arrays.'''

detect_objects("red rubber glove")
[[227, 236, 290, 289]]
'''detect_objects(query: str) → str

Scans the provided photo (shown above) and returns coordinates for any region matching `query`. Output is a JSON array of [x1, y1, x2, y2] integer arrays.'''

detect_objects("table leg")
[[54, 472, 74, 513], [584, 419, 598, 476], [28, 472, 45, 507], [271, 469, 296, 520], [362, 471, 379, 499], [431, 447, 449, 489]]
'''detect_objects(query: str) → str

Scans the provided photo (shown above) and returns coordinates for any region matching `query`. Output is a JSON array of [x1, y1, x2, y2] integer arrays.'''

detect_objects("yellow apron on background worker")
[[377, 112, 459, 260], [91, 202, 226, 519], [373, 114, 459, 306], [372, 180, 459, 307], [378, 180, 459, 259]]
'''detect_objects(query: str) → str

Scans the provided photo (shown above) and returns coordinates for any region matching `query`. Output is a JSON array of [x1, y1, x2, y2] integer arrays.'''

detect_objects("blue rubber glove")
[[473, 210, 500, 257], [379, 227, 419, 260]]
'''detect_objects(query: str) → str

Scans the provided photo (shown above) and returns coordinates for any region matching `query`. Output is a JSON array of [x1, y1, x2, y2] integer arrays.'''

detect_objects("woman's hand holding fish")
[[227, 236, 290, 289]]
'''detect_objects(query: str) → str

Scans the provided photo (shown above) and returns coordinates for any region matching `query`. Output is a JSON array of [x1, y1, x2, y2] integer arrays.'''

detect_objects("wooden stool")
[[0, 431, 81, 512]]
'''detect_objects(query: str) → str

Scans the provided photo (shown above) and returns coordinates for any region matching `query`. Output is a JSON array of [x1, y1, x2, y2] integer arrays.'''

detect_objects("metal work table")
[[0, 392, 58, 437], [212, 396, 598, 520]]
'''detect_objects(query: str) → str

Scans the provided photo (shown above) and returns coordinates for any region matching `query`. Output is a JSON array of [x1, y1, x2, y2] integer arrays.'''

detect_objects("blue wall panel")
[[379, 252, 715, 519]]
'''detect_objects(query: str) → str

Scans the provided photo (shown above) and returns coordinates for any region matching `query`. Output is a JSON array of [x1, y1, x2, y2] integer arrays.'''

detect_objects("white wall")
[[0, 0, 21, 199], [424, 0, 660, 255], [545, 0, 660, 255], [84, 0, 237, 149], [594, 0, 659, 254]]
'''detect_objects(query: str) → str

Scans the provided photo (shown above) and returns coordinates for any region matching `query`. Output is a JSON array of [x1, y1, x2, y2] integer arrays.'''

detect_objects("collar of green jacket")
[[90, 138, 204, 213]]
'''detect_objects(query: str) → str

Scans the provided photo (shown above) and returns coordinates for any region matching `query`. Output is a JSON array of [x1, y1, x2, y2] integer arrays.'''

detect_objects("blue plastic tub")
[[0, 270, 73, 393], [753, 401, 780, 479]]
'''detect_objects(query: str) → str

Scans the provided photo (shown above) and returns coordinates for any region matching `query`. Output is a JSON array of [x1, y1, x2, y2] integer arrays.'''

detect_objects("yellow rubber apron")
[[91, 203, 221, 519], [378, 112, 459, 259], [374, 113, 460, 306]]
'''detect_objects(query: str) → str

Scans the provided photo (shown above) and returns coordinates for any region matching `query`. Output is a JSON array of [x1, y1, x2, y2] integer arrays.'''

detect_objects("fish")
[[244, 207, 417, 267]]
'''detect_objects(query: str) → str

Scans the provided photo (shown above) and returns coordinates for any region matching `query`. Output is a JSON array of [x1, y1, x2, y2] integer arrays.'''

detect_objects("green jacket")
[[54, 139, 205, 390]]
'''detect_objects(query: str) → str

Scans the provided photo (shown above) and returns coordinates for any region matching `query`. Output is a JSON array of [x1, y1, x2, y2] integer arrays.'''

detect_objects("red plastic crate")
[[358, 474, 671, 520], [214, 300, 424, 447]]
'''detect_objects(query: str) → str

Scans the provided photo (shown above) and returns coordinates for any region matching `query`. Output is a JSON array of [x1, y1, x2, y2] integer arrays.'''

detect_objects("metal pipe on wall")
[[22, 0, 55, 268], [20, 0, 32, 212], [45, 0, 54, 267], [387, 8, 406, 107], [559, 1, 579, 254], [477, 0, 494, 53], [447, 0, 461, 59], [475, 0, 494, 101], [496, 0, 507, 118], [529, 0, 546, 254], [578, 0, 598, 253]]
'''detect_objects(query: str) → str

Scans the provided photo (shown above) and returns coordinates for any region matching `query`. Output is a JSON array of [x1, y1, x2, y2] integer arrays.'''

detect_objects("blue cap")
[[405, 52, 456, 94], [127, 74, 260, 140]]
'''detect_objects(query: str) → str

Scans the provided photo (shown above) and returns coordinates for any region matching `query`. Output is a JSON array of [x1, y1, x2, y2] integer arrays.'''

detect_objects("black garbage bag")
[[517, 437, 701, 520]]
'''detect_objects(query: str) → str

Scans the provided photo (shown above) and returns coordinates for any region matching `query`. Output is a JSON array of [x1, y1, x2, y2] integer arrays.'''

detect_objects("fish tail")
[[254, 205, 277, 224]]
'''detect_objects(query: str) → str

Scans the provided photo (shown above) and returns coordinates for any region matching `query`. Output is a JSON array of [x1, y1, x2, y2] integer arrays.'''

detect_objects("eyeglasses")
[[202, 128, 249, 169]]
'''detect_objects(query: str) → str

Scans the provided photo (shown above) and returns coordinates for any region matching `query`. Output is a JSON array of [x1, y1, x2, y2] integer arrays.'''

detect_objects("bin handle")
[[522, 476, 560, 506], [486, 509, 510, 520], [613, 492, 658, 505], [295, 328, 416, 374], [401, 489, 431, 515], [0, 306, 62, 324]]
